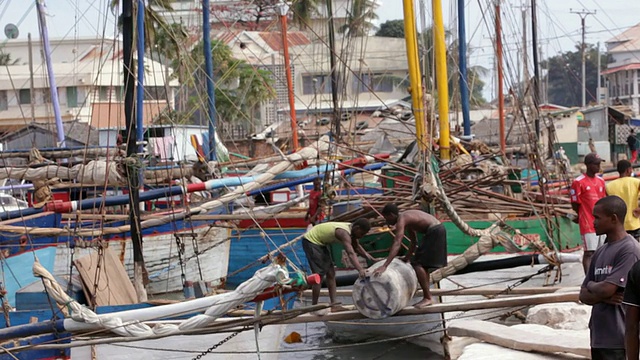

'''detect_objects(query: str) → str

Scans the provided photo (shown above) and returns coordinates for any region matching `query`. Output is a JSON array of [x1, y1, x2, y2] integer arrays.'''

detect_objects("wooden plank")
[[303, 286, 579, 298], [447, 320, 590, 358], [74, 248, 137, 306], [282, 291, 579, 324]]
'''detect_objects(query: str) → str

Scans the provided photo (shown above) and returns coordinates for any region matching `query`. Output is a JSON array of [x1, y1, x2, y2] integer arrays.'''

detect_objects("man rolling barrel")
[[302, 218, 376, 312], [374, 204, 447, 308]]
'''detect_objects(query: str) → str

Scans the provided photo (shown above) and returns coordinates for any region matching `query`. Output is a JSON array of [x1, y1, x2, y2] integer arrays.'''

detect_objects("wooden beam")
[[302, 286, 578, 298], [281, 292, 579, 324]]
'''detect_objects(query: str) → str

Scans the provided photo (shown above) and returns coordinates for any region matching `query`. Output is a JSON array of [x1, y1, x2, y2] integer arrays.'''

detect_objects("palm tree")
[[109, 0, 174, 47], [291, 0, 320, 30], [0, 52, 19, 65], [339, 0, 378, 37]]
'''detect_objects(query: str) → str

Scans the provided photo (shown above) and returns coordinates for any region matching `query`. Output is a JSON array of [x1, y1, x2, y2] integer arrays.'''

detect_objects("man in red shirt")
[[305, 178, 325, 227], [571, 152, 606, 274]]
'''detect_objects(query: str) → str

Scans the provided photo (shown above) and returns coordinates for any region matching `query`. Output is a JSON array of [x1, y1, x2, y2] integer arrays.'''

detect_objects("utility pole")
[[530, 0, 540, 138], [27, 33, 35, 122], [570, 8, 596, 108], [496, 0, 505, 153]]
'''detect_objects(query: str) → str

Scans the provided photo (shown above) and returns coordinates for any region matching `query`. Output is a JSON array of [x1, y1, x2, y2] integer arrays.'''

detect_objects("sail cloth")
[[0, 161, 124, 186], [202, 131, 230, 163], [33, 260, 289, 337]]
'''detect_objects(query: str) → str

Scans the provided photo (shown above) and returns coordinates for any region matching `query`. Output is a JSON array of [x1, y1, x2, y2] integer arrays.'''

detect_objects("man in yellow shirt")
[[302, 218, 377, 312], [606, 159, 640, 240]]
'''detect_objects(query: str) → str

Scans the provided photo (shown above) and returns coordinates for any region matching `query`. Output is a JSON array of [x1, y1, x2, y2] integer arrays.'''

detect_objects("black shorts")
[[302, 238, 334, 277], [411, 224, 448, 270], [591, 348, 625, 360]]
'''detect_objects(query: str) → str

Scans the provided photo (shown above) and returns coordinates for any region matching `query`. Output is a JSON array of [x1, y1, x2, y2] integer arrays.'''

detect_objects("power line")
[[569, 8, 596, 108]]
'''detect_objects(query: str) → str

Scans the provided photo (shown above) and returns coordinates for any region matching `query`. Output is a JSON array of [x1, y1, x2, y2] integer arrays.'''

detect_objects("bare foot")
[[413, 299, 433, 309], [331, 305, 349, 313], [312, 308, 330, 316]]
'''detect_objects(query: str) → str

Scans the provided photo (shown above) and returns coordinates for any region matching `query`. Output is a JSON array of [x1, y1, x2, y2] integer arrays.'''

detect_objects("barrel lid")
[[352, 276, 395, 319]]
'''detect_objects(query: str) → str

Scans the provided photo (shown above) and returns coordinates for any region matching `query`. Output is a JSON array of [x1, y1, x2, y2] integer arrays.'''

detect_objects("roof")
[[602, 63, 640, 75], [90, 102, 169, 129], [606, 23, 640, 53], [0, 121, 99, 145], [257, 32, 311, 51]]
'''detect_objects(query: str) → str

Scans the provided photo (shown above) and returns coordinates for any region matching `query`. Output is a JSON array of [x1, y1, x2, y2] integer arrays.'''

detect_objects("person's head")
[[351, 218, 371, 239], [617, 159, 633, 177], [584, 152, 604, 176], [593, 196, 627, 236], [313, 177, 321, 190], [381, 203, 399, 225]]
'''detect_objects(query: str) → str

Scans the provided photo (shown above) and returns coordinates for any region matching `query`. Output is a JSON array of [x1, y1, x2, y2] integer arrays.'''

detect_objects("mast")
[[457, 0, 471, 137], [432, 0, 450, 159], [278, 3, 299, 150], [530, 0, 540, 138], [202, 0, 217, 161], [28, 33, 35, 122], [35, 0, 65, 147], [496, 1, 505, 152], [325, 0, 341, 143], [402, 0, 426, 150], [123, 0, 147, 302]]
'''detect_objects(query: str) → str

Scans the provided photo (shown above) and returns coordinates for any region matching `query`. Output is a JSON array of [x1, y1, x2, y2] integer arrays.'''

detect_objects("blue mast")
[[457, 0, 471, 136], [202, 0, 217, 161], [35, 0, 65, 147]]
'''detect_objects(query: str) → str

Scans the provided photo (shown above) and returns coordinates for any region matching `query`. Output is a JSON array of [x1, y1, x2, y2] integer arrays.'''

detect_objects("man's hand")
[[572, 214, 579, 224], [373, 265, 387, 277], [633, 207, 640, 218], [358, 269, 367, 279], [603, 292, 624, 305]]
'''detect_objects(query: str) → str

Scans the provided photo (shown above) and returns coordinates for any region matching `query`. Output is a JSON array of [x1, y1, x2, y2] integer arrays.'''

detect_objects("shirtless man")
[[373, 204, 447, 308]]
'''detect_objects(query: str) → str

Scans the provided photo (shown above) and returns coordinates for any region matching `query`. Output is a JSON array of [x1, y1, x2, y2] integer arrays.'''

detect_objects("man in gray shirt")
[[579, 196, 640, 360]]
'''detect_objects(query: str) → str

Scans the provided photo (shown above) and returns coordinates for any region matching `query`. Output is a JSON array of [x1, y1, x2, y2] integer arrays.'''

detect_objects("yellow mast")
[[402, 0, 426, 151], [433, 0, 450, 159]]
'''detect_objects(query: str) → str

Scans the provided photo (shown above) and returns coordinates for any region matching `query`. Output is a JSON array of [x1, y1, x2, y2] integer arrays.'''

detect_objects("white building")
[[212, 31, 408, 138], [0, 37, 178, 131], [604, 23, 640, 116]]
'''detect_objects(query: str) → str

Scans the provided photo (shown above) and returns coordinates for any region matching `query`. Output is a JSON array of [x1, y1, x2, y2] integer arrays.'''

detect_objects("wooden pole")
[[496, 0, 505, 153], [278, 4, 299, 150]]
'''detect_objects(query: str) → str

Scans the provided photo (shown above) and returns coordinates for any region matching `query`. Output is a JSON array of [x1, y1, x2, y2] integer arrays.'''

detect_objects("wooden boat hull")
[[0, 209, 232, 297]]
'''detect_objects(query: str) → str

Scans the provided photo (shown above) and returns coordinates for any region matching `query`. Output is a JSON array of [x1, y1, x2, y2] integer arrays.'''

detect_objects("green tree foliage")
[[176, 40, 275, 127], [291, 0, 319, 30], [375, 19, 405, 38], [110, 0, 174, 46], [339, 0, 378, 37], [542, 44, 604, 107], [0, 52, 19, 65]]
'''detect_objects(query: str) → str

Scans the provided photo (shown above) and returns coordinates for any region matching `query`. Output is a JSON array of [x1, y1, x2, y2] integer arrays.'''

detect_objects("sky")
[[1, 0, 639, 100]]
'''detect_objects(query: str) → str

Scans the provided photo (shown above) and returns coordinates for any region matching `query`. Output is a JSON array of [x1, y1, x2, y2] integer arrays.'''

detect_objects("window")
[[115, 87, 123, 101], [0, 91, 7, 111], [353, 73, 395, 94], [98, 87, 109, 101], [302, 74, 332, 95], [18, 89, 30, 105], [66, 87, 78, 107]]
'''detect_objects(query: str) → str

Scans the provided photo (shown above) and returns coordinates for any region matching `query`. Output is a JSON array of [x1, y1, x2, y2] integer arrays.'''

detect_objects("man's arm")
[[626, 305, 640, 360], [380, 218, 407, 268], [335, 228, 366, 277], [579, 281, 620, 305], [353, 240, 377, 262]]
